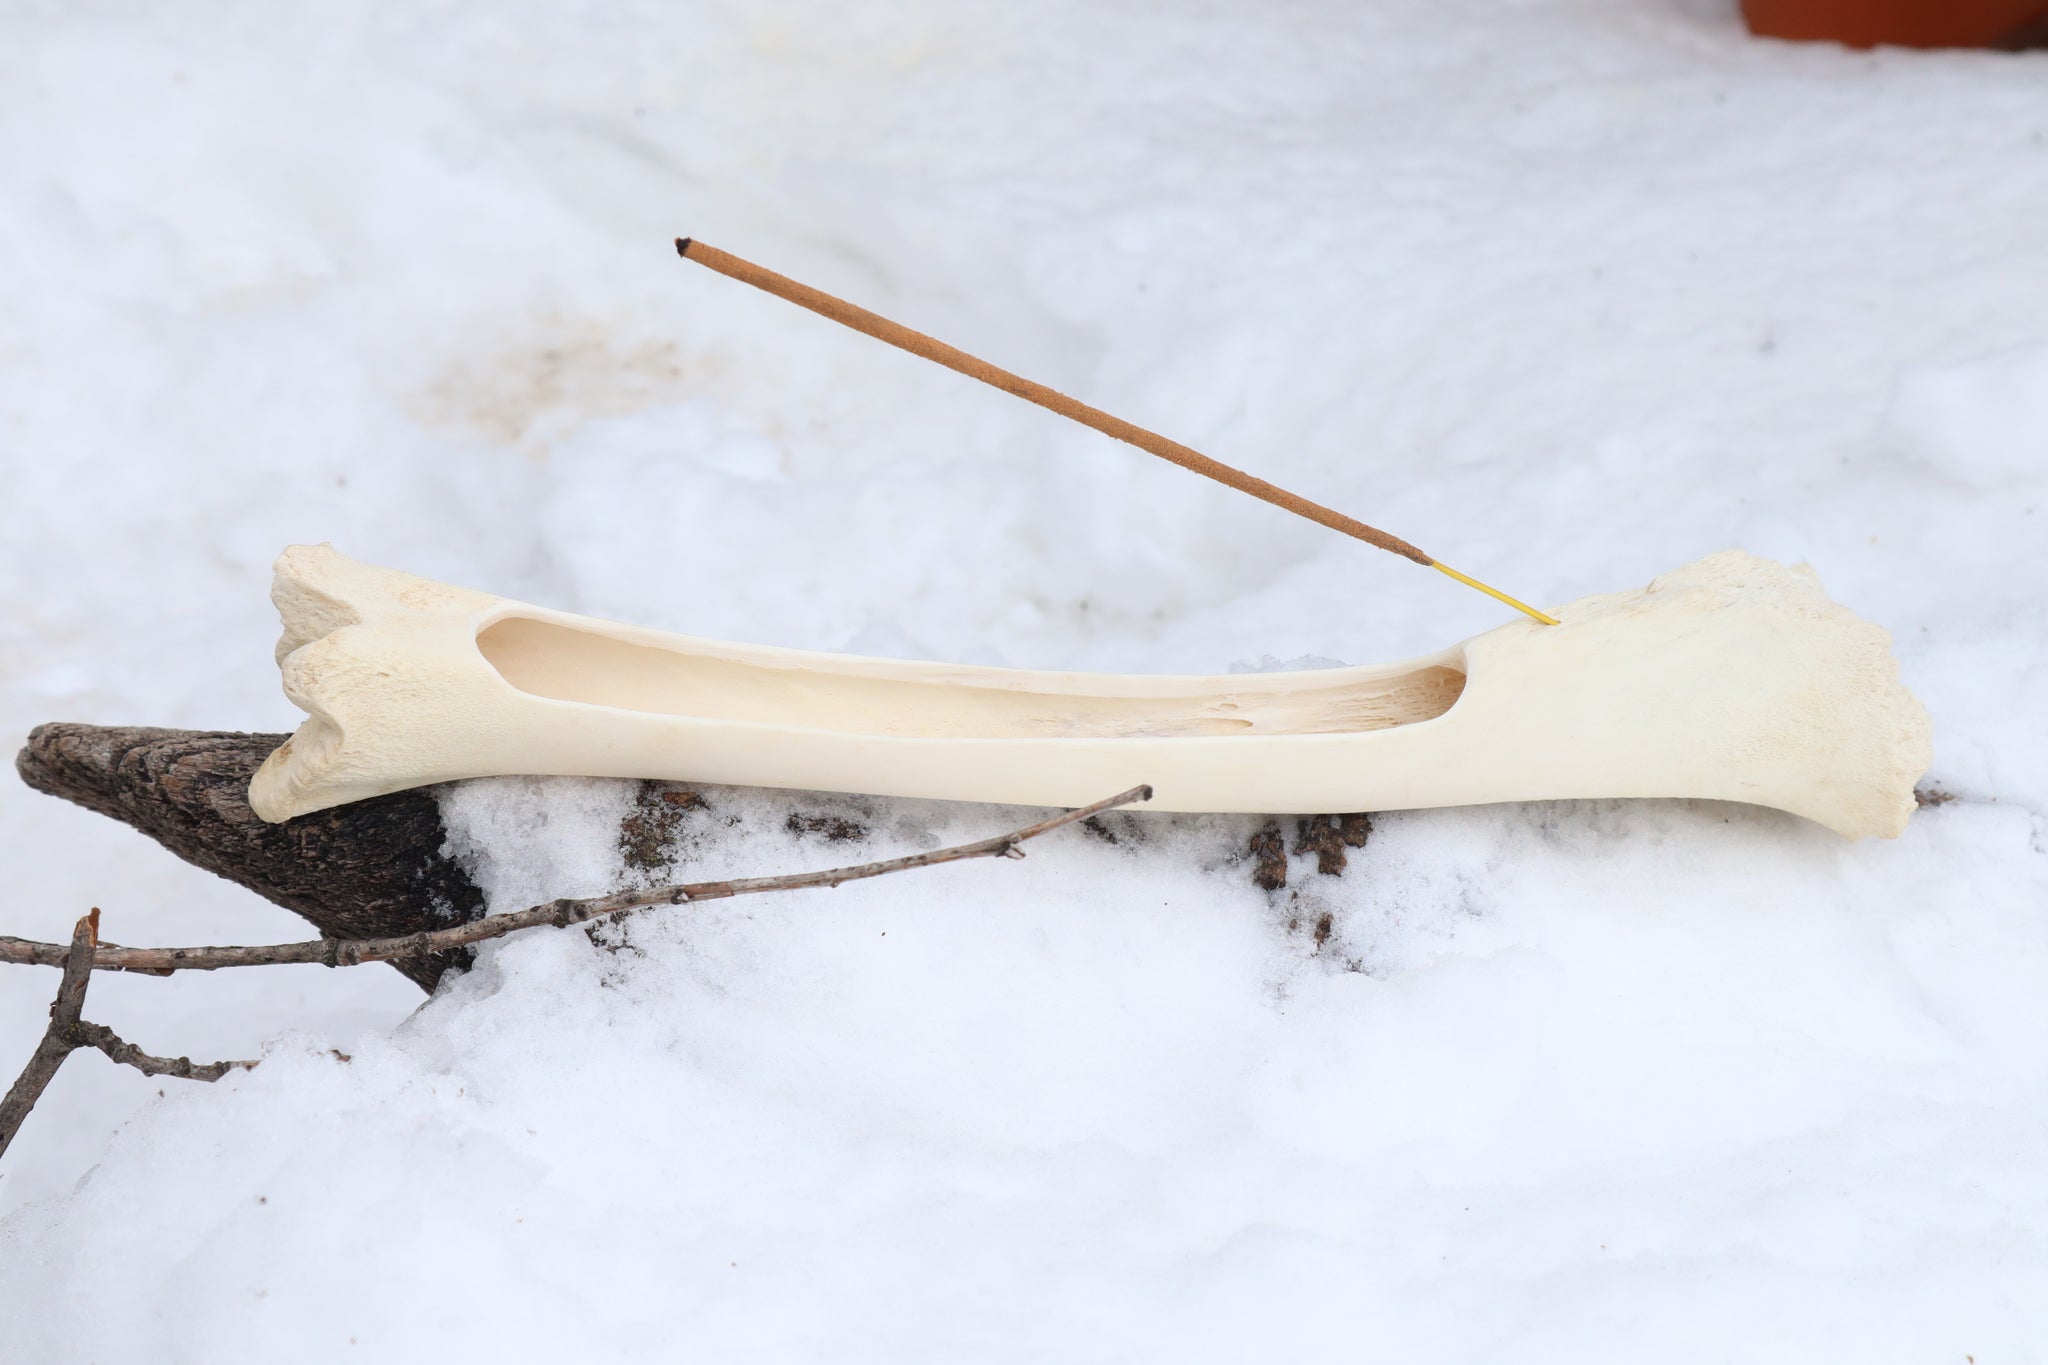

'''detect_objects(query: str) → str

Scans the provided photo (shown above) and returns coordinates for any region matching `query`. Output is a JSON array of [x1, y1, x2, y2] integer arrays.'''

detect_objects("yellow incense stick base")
[[1432, 561, 1560, 626]]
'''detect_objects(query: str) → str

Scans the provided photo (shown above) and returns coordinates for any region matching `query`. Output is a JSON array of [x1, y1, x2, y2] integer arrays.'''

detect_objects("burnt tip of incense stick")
[[675, 237, 693, 257]]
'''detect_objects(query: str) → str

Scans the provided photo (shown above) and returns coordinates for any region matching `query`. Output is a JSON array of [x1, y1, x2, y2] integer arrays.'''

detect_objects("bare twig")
[[0, 912, 99, 1156], [1, 910, 259, 1161], [68, 1022, 256, 1082], [0, 787, 1148, 1163], [0, 785, 1153, 978]]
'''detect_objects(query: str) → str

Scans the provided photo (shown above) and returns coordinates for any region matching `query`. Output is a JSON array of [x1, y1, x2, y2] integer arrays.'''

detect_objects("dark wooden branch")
[[16, 725, 486, 990], [0, 786, 1153, 976]]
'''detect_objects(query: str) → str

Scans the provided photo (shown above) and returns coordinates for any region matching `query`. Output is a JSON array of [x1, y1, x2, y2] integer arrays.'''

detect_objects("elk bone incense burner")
[[248, 545, 1930, 838]]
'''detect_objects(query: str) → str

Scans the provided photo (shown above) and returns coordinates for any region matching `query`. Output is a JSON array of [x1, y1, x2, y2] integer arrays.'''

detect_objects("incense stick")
[[674, 237, 1558, 626]]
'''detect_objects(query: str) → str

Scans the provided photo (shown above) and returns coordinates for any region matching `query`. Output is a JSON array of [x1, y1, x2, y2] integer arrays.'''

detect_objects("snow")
[[3, 0, 2046, 1358], [1890, 341, 2048, 489]]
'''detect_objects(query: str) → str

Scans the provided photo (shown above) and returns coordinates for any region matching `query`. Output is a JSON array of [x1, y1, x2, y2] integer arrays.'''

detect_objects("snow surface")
[[3, 1, 2046, 1359]]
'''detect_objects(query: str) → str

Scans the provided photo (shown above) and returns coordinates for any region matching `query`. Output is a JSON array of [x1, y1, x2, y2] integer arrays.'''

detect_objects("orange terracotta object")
[[1742, 0, 2048, 47]]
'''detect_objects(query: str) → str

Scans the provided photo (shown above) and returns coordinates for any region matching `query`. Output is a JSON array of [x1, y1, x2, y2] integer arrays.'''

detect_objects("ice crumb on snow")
[[1229, 652, 1350, 672]]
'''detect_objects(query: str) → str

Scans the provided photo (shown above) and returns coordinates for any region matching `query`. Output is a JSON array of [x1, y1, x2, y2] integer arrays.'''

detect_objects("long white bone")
[[248, 545, 1930, 838]]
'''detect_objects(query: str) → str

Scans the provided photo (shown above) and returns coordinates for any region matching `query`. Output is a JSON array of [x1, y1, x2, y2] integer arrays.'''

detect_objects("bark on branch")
[[16, 725, 486, 990]]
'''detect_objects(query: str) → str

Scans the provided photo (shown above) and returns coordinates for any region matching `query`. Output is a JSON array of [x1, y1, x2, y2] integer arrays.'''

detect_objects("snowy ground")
[[3, 1, 2046, 1359]]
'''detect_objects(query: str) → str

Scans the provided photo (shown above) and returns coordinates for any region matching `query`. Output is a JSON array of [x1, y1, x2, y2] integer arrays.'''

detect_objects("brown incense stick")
[[674, 237, 1557, 625]]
